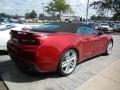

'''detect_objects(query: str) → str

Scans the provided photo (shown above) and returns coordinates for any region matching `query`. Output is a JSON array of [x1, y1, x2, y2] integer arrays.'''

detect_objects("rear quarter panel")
[[36, 33, 80, 66]]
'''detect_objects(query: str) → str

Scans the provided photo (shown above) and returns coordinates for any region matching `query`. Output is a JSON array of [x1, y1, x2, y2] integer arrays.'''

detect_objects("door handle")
[[85, 38, 90, 41], [97, 36, 101, 39]]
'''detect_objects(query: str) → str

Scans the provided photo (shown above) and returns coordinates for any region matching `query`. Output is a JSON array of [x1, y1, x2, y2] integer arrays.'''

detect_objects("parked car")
[[0, 23, 36, 51], [94, 23, 99, 30], [113, 23, 120, 32], [88, 23, 95, 29], [0, 17, 5, 22], [7, 23, 113, 76], [98, 23, 113, 32]]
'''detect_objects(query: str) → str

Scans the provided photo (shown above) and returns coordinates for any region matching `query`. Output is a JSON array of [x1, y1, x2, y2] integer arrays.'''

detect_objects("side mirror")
[[97, 31, 104, 36]]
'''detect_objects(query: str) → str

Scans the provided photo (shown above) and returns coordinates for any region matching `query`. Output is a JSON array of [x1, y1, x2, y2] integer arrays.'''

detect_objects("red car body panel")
[[7, 29, 113, 72]]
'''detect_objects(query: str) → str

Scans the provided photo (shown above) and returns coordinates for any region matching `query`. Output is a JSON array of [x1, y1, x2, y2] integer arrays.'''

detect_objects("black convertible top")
[[31, 23, 89, 33]]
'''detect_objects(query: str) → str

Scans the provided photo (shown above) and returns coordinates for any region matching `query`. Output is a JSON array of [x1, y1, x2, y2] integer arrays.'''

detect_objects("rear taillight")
[[19, 38, 40, 45], [10, 30, 40, 45]]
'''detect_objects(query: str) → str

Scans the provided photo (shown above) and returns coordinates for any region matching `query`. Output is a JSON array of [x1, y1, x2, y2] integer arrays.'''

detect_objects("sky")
[[0, 0, 99, 18]]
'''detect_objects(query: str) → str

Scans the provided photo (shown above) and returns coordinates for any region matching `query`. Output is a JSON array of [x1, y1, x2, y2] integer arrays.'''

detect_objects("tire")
[[105, 41, 113, 55], [58, 49, 78, 76]]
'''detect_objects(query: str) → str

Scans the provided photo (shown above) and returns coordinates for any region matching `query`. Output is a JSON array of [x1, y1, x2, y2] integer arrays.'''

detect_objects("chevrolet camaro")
[[7, 23, 113, 76]]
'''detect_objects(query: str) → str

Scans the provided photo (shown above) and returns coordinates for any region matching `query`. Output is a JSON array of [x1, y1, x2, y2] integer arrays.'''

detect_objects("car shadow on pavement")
[[0, 53, 107, 83], [0, 60, 61, 83]]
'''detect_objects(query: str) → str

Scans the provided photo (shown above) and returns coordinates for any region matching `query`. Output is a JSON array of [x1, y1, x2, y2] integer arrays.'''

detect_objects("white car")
[[98, 23, 113, 31], [0, 23, 37, 51]]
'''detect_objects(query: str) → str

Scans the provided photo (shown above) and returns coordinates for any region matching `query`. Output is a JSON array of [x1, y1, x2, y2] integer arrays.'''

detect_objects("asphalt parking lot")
[[0, 34, 120, 90]]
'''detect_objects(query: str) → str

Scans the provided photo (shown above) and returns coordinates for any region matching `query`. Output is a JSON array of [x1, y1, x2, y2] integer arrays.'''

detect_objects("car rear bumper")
[[7, 41, 59, 73], [99, 27, 108, 31]]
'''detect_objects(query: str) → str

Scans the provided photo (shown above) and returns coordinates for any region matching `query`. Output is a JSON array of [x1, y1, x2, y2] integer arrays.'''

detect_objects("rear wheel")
[[105, 41, 113, 55], [58, 49, 78, 76]]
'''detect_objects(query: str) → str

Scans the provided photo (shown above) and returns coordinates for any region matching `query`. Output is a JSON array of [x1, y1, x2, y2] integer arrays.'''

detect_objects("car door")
[[77, 26, 97, 59], [92, 33, 108, 55], [87, 34, 103, 56], [81, 34, 94, 59], [82, 29, 107, 56]]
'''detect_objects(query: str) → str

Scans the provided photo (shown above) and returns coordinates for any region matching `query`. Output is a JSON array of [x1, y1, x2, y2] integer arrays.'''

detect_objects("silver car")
[[113, 23, 120, 32]]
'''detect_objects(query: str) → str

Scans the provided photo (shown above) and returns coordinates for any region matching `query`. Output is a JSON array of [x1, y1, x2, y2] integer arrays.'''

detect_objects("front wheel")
[[58, 49, 78, 76], [105, 41, 113, 55]]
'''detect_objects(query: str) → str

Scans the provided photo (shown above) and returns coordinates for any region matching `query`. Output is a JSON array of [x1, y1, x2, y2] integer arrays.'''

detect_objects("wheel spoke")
[[65, 64, 69, 73], [62, 61, 67, 68], [69, 61, 75, 68], [107, 42, 112, 54], [69, 55, 76, 61], [65, 52, 70, 60]]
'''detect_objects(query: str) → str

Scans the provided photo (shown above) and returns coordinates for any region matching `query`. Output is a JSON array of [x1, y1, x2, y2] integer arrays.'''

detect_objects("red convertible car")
[[7, 23, 113, 76]]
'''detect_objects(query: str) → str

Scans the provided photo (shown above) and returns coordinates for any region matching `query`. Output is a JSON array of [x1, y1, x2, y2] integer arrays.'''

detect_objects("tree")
[[80, 17, 83, 21], [39, 14, 44, 20], [30, 10, 37, 19], [83, 18, 85, 21], [90, 15, 109, 21], [90, 15, 96, 20], [90, 0, 120, 20], [46, 2, 56, 17], [13, 15, 19, 19], [25, 13, 30, 19], [25, 10, 37, 19], [46, 0, 71, 21], [112, 12, 120, 21], [0, 13, 12, 19]]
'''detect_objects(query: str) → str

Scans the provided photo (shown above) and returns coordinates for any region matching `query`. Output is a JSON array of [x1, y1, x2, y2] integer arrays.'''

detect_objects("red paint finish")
[[7, 31, 113, 72]]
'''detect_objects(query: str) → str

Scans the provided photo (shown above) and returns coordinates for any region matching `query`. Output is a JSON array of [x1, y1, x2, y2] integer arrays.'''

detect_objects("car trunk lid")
[[10, 30, 41, 45]]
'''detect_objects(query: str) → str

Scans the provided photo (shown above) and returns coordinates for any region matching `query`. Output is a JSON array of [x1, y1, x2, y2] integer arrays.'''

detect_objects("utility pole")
[[86, 0, 89, 24], [42, 3, 45, 23], [107, 9, 109, 21]]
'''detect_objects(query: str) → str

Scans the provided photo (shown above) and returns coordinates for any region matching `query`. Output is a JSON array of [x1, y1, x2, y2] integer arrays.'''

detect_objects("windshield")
[[77, 26, 97, 34]]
